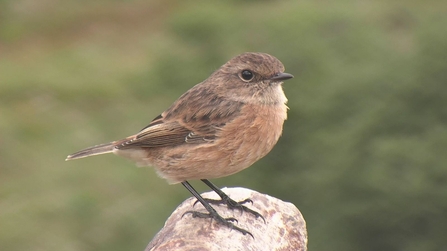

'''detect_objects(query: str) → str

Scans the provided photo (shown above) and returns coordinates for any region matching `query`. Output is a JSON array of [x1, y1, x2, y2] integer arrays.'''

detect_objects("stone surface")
[[146, 187, 307, 251]]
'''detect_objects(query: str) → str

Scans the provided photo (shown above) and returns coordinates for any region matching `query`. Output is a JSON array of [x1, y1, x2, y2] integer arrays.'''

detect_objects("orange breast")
[[216, 103, 287, 173], [116, 102, 287, 184]]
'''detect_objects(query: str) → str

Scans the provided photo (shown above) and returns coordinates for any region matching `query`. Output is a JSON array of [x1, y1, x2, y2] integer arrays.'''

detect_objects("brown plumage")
[[66, 52, 293, 236]]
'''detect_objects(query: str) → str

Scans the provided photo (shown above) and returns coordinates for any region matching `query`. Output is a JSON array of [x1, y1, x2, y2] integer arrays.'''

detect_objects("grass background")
[[1, 0, 447, 250]]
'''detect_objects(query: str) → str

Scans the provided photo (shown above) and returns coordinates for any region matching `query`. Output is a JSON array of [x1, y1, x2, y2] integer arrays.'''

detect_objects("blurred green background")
[[1, 0, 446, 250]]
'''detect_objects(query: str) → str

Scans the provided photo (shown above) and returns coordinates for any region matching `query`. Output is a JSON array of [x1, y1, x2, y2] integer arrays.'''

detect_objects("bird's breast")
[[215, 102, 287, 171]]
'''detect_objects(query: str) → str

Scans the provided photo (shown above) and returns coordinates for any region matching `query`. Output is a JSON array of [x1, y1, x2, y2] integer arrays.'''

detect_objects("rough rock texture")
[[146, 187, 307, 251]]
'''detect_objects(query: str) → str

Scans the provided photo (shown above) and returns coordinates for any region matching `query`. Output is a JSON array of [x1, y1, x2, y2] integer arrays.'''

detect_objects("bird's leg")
[[198, 179, 265, 223], [181, 181, 253, 237]]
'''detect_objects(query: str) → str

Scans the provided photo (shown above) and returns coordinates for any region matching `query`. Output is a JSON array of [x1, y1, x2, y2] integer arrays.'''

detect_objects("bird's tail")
[[66, 142, 115, 161]]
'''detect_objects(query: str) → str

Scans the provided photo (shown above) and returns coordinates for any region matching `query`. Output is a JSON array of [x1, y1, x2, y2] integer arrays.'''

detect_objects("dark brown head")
[[207, 52, 293, 104], [162, 52, 293, 121]]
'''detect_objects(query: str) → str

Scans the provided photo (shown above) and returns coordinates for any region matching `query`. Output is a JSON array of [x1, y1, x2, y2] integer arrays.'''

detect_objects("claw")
[[198, 196, 266, 223], [183, 210, 253, 238]]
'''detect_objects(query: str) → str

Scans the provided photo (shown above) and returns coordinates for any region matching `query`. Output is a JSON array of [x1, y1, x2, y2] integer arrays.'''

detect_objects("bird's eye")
[[240, 70, 254, 81]]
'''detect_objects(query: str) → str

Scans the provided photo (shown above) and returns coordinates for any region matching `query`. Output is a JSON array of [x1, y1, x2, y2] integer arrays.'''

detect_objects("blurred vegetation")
[[1, 0, 446, 250]]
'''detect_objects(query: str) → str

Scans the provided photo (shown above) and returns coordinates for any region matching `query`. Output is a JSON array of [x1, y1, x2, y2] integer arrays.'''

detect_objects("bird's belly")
[[115, 103, 287, 184]]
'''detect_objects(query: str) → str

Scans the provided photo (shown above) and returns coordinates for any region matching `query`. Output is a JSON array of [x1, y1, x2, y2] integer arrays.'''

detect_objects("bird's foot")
[[182, 210, 253, 237], [194, 196, 265, 223]]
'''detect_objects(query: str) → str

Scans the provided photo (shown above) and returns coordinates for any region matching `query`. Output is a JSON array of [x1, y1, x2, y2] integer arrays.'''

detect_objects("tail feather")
[[66, 142, 116, 161]]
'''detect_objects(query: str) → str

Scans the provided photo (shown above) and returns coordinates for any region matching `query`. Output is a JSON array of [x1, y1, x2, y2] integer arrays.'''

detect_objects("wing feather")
[[117, 86, 244, 149]]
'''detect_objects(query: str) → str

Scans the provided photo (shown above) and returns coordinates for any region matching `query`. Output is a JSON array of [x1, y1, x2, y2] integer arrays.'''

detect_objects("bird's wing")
[[116, 93, 244, 149]]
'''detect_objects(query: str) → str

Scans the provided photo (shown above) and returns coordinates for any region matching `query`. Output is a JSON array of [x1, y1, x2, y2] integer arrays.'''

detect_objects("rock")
[[146, 187, 307, 251]]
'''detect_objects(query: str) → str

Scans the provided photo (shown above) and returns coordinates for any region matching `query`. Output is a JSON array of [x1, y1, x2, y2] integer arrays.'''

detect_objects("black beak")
[[270, 72, 294, 81]]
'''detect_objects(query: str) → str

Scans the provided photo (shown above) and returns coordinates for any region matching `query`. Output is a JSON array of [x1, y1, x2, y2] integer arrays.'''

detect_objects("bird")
[[66, 52, 293, 236]]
